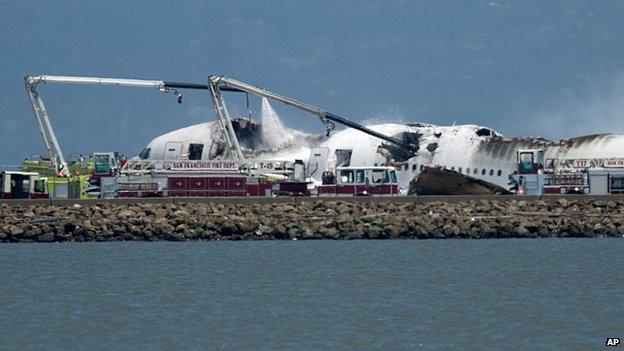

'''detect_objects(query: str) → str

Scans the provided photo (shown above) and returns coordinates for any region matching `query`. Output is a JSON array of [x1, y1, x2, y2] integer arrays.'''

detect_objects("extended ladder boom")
[[24, 74, 218, 176], [208, 75, 418, 161], [24, 73, 419, 176]]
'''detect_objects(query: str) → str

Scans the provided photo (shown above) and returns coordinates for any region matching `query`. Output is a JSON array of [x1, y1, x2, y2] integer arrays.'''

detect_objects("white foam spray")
[[260, 97, 295, 148]]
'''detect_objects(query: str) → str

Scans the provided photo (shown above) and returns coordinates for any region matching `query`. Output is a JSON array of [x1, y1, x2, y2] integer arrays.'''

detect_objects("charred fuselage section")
[[231, 118, 264, 150], [229, 117, 327, 157], [475, 133, 616, 162], [378, 131, 421, 162], [409, 167, 511, 195]]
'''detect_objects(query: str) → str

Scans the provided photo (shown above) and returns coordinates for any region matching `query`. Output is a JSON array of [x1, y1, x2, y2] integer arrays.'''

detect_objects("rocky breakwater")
[[1, 198, 624, 242]]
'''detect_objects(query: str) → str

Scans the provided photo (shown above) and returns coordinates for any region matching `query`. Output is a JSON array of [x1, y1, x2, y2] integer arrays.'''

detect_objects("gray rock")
[[337, 213, 352, 224], [442, 224, 459, 237], [556, 198, 569, 207], [516, 225, 530, 237], [175, 224, 189, 233], [384, 225, 402, 238], [9, 225, 24, 236], [276, 222, 288, 232], [238, 221, 259, 233], [325, 208, 338, 216], [118, 210, 135, 218], [318, 226, 339, 238], [366, 225, 383, 239], [258, 225, 274, 235], [173, 210, 190, 218], [64, 222, 77, 233], [37, 232, 55, 242]]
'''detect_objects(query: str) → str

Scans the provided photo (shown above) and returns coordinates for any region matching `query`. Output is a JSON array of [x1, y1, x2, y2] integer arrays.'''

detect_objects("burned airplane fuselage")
[[137, 116, 624, 193]]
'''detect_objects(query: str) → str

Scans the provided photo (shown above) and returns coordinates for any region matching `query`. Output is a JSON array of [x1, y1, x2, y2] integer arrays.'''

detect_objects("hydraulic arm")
[[208, 75, 418, 161], [23, 75, 221, 176], [24, 73, 418, 176]]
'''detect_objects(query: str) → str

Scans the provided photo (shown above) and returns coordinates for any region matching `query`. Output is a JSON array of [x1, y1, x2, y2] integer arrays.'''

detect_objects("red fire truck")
[[316, 166, 399, 196], [100, 160, 399, 198]]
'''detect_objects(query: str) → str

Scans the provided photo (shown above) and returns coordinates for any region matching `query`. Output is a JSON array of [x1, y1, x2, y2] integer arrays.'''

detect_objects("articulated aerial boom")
[[24, 73, 418, 176], [23, 74, 223, 176], [208, 75, 418, 161]]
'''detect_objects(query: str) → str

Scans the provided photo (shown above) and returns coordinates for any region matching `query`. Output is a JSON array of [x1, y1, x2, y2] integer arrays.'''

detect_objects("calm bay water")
[[0, 239, 622, 350]]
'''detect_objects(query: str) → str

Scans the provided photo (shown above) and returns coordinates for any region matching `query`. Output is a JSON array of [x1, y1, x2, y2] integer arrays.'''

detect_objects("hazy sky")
[[1, 0, 624, 166]]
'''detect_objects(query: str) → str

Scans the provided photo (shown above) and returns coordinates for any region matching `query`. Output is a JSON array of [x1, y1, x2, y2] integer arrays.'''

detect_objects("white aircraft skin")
[[319, 123, 624, 190], [143, 122, 222, 160], [138, 119, 624, 191]]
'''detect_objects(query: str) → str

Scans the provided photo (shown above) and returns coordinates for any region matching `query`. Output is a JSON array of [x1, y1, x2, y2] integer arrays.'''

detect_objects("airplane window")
[[475, 128, 492, 137], [451, 167, 455, 171], [497, 170, 502, 177], [188, 143, 204, 160], [412, 164, 417, 171], [426, 143, 438, 152], [481, 169, 486, 175], [420, 165, 424, 171], [489, 169, 494, 176], [473, 168, 478, 175], [403, 164, 409, 171], [465, 168, 469, 174], [458, 167, 462, 173], [335, 149, 352, 167]]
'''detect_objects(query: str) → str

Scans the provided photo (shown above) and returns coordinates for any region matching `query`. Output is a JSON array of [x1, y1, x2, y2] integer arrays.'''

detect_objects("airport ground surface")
[[2, 195, 624, 242]]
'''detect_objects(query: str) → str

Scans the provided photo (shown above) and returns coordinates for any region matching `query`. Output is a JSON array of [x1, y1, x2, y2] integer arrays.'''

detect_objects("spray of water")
[[260, 97, 296, 148]]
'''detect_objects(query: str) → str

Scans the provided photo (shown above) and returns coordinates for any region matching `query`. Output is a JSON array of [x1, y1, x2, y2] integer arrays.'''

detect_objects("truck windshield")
[[94, 155, 111, 174], [537, 151, 545, 169], [372, 170, 390, 183], [339, 170, 354, 183], [355, 170, 365, 183], [34, 179, 46, 193], [519, 152, 534, 174], [389, 170, 397, 183]]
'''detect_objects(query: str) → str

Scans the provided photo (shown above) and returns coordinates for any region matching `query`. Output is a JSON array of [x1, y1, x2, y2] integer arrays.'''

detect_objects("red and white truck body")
[[514, 149, 624, 196]]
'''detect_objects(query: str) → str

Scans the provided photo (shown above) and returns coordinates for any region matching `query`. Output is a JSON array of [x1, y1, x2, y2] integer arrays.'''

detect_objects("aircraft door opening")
[[164, 142, 183, 161], [308, 147, 329, 183]]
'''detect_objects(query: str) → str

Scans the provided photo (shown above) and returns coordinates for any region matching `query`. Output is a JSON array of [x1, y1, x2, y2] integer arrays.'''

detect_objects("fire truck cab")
[[0, 171, 49, 199], [514, 149, 591, 196], [89, 152, 120, 185], [317, 166, 399, 196], [514, 149, 546, 196], [514, 148, 624, 196]]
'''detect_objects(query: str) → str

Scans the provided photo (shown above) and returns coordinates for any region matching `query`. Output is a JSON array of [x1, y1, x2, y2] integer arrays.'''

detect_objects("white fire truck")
[[514, 149, 624, 196], [0, 171, 49, 199]]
